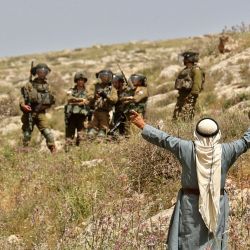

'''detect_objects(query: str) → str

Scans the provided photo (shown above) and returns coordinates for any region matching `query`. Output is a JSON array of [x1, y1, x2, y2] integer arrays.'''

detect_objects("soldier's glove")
[[99, 91, 107, 98], [21, 104, 32, 113], [78, 99, 89, 106]]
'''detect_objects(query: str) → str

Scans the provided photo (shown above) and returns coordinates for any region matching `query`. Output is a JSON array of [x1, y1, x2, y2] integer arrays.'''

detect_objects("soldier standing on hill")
[[64, 72, 90, 151], [88, 70, 118, 138], [173, 51, 204, 121], [111, 73, 135, 137], [19, 63, 56, 153]]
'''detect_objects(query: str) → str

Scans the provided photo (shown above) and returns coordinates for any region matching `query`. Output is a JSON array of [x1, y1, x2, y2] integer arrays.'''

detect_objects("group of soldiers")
[[19, 64, 149, 152], [19, 50, 203, 153]]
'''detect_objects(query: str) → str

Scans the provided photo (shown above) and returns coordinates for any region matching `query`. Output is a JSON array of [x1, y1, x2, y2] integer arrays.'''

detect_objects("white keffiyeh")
[[194, 120, 222, 234]]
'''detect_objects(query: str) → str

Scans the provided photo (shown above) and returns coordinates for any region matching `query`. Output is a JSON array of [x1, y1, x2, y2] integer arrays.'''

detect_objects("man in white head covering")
[[130, 111, 250, 250]]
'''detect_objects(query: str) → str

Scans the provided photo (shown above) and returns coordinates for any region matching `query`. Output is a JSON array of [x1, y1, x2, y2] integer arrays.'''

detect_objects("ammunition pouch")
[[175, 68, 193, 90]]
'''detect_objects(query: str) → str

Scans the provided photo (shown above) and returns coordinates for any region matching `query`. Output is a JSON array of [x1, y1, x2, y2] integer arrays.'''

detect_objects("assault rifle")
[[29, 61, 34, 83], [20, 61, 35, 130], [21, 88, 33, 131], [107, 103, 136, 135], [117, 63, 128, 85]]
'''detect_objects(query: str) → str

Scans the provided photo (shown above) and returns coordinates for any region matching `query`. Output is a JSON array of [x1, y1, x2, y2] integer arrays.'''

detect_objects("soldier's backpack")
[[175, 66, 205, 92]]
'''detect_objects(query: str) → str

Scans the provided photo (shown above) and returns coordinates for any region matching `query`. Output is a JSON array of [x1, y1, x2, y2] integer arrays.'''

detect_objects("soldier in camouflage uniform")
[[123, 74, 149, 118], [64, 72, 90, 151], [88, 70, 118, 138], [173, 51, 203, 121], [19, 63, 56, 153], [112, 74, 135, 136]]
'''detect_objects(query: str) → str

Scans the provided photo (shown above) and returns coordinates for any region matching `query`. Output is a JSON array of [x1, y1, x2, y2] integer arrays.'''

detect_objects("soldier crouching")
[[19, 63, 56, 153], [64, 72, 90, 152]]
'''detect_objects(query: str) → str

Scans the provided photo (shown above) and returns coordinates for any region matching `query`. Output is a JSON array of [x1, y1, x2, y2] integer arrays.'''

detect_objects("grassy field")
[[0, 29, 250, 249]]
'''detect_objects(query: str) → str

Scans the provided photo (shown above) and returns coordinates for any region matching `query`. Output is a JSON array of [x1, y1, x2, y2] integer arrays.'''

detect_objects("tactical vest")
[[134, 86, 148, 113], [29, 79, 55, 108], [65, 87, 90, 116], [94, 83, 113, 111], [116, 86, 135, 112], [175, 66, 205, 91]]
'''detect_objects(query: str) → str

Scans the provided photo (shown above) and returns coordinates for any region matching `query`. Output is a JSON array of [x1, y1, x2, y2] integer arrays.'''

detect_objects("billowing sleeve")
[[141, 124, 187, 159], [222, 128, 250, 170]]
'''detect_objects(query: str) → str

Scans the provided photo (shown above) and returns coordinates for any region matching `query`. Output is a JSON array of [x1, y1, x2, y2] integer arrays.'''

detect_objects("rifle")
[[117, 63, 129, 85], [64, 104, 73, 128], [107, 103, 136, 135], [21, 86, 33, 131], [29, 61, 34, 83]]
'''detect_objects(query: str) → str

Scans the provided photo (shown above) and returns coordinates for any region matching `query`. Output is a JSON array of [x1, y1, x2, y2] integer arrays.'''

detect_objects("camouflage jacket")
[[19, 78, 55, 113], [123, 86, 148, 113], [115, 86, 135, 113], [65, 86, 90, 116], [175, 65, 202, 95], [89, 82, 118, 112]]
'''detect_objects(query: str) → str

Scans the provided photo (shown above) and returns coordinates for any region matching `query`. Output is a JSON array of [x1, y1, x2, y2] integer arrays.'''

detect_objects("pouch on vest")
[[175, 68, 193, 90]]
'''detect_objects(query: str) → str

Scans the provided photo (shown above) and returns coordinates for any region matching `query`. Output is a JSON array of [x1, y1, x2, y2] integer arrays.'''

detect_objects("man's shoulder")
[[192, 65, 203, 72], [21, 82, 33, 90]]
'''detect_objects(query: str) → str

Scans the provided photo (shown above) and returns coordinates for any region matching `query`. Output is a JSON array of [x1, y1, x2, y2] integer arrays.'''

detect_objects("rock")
[[7, 235, 21, 244], [0, 116, 21, 135], [81, 159, 104, 168], [140, 206, 174, 232], [159, 65, 181, 79], [147, 90, 177, 108]]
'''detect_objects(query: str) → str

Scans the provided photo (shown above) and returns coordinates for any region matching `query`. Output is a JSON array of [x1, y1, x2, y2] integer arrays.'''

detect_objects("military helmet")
[[96, 69, 113, 81], [112, 73, 125, 84], [74, 71, 88, 83], [31, 63, 51, 76], [181, 51, 199, 63], [129, 74, 147, 86]]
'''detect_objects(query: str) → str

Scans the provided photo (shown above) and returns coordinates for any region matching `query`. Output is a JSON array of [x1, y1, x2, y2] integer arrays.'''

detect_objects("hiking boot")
[[48, 145, 56, 154], [88, 128, 97, 139], [97, 129, 106, 137]]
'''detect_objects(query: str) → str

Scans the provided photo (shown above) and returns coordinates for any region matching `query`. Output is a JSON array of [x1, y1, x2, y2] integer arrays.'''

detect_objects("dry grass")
[[0, 29, 250, 249]]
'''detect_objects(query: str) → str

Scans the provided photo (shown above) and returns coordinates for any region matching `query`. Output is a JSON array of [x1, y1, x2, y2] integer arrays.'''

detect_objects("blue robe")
[[141, 124, 250, 250]]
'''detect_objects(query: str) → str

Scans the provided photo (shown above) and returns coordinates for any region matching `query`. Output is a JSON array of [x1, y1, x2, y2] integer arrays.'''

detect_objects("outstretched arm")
[[130, 111, 185, 156]]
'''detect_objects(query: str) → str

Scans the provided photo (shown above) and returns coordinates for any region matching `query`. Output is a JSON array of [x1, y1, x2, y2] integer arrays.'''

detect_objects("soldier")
[[88, 69, 118, 138], [19, 63, 56, 153], [123, 74, 148, 118], [173, 51, 204, 121], [64, 72, 90, 151], [111, 73, 134, 136]]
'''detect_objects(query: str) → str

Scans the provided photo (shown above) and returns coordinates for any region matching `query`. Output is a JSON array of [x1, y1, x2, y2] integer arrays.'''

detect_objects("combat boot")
[[97, 129, 106, 137], [48, 145, 56, 154], [88, 128, 97, 139]]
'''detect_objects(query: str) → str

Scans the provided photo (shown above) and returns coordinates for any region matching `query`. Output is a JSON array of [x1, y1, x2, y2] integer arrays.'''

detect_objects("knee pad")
[[41, 128, 55, 144]]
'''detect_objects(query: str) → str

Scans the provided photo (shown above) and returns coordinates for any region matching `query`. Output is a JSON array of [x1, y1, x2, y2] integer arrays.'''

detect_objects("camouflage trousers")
[[172, 94, 198, 121], [65, 114, 87, 146], [21, 112, 55, 147], [89, 110, 110, 132]]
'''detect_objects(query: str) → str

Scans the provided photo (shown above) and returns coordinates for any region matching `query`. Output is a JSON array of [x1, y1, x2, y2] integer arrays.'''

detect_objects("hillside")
[[0, 31, 249, 249]]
